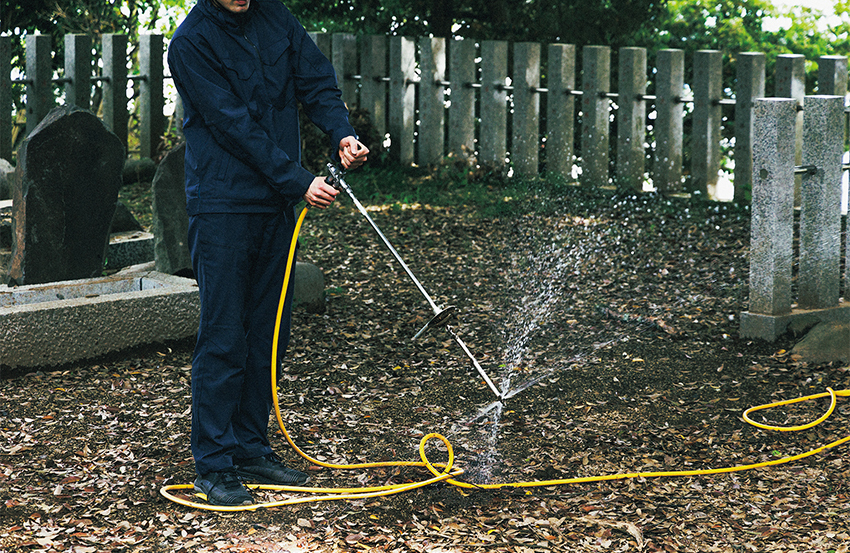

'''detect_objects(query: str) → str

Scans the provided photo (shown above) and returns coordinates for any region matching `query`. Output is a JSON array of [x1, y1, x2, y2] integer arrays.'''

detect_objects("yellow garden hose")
[[160, 206, 850, 511]]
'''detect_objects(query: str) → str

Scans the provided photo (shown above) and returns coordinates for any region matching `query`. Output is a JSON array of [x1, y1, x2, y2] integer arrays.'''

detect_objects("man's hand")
[[303, 176, 339, 208], [339, 136, 369, 170]]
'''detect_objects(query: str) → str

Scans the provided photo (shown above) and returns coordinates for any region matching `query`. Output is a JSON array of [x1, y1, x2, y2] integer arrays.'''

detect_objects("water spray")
[[325, 163, 503, 400], [160, 167, 850, 511]]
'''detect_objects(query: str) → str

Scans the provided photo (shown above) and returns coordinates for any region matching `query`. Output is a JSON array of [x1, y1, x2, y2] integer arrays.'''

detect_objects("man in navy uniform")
[[168, 0, 368, 506]]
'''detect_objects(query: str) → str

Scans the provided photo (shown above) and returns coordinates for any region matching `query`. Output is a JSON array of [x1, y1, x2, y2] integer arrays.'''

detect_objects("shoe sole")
[[193, 486, 254, 507], [233, 469, 310, 486]]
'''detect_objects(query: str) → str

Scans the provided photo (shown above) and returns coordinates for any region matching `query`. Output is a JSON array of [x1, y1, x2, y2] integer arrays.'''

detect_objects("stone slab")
[[0, 258, 327, 372], [791, 320, 850, 365], [0, 262, 198, 372], [106, 231, 154, 271]]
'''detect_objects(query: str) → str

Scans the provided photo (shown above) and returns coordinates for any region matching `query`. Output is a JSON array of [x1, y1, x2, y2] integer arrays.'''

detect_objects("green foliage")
[[287, 0, 667, 47], [656, 0, 849, 89], [2, 0, 187, 81], [300, 107, 386, 175], [1, 0, 185, 37]]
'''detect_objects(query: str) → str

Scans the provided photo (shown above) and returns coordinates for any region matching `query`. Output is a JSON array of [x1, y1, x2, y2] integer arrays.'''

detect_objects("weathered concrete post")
[[308, 32, 332, 59], [418, 37, 446, 166], [816, 56, 848, 200], [512, 42, 541, 179], [139, 34, 165, 160], [733, 52, 765, 203], [360, 35, 387, 140], [691, 50, 722, 198], [480, 41, 508, 172], [617, 47, 647, 191], [332, 33, 357, 108], [102, 34, 129, 151], [775, 54, 805, 205], [389, 36, 416, 165], [580, 45, 610, 187], [654, 49, 684, 194], [817, 56, 848, 97], [546, 44, 576, 180], [448, 39, 476, 162], [64, 34, 91, 111], [26, 34, 53, 135], [740, 99, 797, 338], [798, 95, 844, 310]]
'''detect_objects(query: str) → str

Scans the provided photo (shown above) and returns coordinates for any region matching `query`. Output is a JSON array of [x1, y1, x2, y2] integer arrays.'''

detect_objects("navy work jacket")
[[168, 0, 356, 215]]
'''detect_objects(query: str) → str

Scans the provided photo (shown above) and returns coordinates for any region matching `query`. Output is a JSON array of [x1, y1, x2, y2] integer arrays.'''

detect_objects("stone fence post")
[[448, 39, 476, 162], [479, 40, 508, 172], [581, 45, 610, 187], [817, 56, 848, 97], [418, 37, 446, 166], [389, 36, 416, 165], [64, 34, 91, 112], [745, 98, 797, 322], [617, 46, 646, 191], [512, 42, 541, 179], [691, 50, 722, 197], [102, 34, 129, 151], [798, 95, 844, 310], [775, 54, 805, 205], [654, 49, 684, 194], [332, 33, 357, 108], [308, 32, 332, 59], [733, 52, 766, 203], [546, 44, 576, 180], [359, 35, 387, 140], [139, 34, 165, 159], [26, 34, 53, 136]]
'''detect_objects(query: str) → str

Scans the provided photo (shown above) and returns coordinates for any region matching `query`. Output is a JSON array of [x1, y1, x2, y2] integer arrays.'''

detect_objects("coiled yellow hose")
[[160, 206, 850, 511]]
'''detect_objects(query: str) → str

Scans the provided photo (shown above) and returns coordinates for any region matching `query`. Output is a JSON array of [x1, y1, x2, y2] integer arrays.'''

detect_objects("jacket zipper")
[[240, 25, 264, 82]]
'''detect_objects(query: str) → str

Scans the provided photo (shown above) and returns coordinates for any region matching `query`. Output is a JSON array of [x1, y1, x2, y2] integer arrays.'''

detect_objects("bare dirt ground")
[[2, 186, 849, 552]]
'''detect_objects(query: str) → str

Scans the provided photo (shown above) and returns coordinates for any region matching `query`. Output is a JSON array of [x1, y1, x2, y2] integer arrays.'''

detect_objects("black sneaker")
[[193, 470, 254, 506], [234, 452, 310, 485]]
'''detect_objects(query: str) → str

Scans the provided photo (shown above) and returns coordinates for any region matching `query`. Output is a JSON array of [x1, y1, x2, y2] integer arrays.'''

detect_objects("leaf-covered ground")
[[2, 186, 849, 552]]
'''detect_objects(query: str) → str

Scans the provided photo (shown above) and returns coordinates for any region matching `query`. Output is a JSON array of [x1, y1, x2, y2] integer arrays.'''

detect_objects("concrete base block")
[[0, 258, 327, 373], [0, 262, 199, 372], [740, 301, 850, 341]]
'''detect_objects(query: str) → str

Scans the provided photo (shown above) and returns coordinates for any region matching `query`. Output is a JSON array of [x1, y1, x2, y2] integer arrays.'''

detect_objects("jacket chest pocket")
[[220, 55, 261, 117], [259, 37, 295, 110]]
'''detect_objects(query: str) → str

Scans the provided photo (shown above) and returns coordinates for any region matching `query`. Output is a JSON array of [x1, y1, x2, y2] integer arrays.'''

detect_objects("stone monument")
[[8, 105, 124, 285]]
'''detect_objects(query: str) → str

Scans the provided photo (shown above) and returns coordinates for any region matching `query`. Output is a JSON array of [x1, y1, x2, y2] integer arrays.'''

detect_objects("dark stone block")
[[8, 105, 125, 285], [110, 201, 144, 233], [152, 142, 191, 276], [122, 157, 157, 184]]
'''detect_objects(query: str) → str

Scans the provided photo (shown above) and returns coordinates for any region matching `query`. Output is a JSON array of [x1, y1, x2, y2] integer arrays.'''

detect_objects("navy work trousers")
[[188, 210, 296, 477]]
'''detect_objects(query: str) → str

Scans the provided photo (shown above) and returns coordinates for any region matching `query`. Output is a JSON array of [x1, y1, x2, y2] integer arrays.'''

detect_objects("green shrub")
[[299, 106, 384, 175]]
